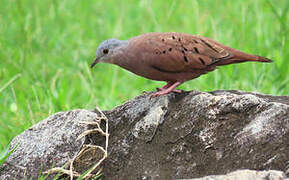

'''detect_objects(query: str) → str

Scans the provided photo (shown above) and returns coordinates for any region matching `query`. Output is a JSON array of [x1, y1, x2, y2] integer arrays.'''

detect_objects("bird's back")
[[115, 32, 272, 82]]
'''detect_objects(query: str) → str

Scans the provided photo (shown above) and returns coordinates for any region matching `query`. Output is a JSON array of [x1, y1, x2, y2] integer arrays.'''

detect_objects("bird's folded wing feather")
[[137, 33, 232, 73]]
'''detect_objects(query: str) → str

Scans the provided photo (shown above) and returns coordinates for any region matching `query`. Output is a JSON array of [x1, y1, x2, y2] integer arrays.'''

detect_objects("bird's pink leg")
[[152, 82, 183, 97], [156, 82, 174, 91]]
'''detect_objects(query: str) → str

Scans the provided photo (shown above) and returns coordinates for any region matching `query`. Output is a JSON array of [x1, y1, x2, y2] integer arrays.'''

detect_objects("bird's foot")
[[157, 88, 181, 93], [156, 82, 174, 91], [152, 91, 169, 97], [152, 89, 182, 97], [173, 89, 183, 93], [152, 82, 183, 97]]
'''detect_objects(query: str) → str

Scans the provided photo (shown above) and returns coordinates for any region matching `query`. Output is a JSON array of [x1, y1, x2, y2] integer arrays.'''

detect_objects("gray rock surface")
[[0, 110, 103, 179], [1, 90, 289, 179]]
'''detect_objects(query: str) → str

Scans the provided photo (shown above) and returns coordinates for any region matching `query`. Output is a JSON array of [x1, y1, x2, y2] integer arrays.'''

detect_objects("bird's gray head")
[[90, 38, 127, 68]]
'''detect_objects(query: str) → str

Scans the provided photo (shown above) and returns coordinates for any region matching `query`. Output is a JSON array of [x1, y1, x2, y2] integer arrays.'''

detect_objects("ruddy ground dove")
[[90, 32, 272, 96]]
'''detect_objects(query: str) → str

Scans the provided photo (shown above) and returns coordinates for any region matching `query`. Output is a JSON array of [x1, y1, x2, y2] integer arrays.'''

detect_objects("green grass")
[[0, 143, 18, 166], [0, 0, 288, 153]]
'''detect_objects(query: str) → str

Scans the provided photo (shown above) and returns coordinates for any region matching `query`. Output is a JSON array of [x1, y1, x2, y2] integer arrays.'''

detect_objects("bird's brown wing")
[[138, 32, 232, 72]]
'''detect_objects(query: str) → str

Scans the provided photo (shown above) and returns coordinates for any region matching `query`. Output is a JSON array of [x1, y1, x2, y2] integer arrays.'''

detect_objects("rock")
[[1, 90, 289, 179], [188, 169, 288, 180], [0, 110, 107, 180]]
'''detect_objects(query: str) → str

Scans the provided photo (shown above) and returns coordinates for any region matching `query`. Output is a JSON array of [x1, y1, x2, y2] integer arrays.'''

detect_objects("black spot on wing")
[[184, 56, 188, 62], [199, 57, 205, 65]]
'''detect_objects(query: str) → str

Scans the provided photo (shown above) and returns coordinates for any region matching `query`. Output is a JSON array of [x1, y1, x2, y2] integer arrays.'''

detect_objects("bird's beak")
[[90, 57, 99, 68]]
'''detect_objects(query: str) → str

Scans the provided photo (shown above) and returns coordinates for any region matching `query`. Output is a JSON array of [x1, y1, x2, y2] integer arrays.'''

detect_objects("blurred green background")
[[0, 0, 288, 151]]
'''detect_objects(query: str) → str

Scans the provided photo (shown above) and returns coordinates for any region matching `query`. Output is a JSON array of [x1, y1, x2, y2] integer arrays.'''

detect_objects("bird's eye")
[[103, 49, 109, 54]]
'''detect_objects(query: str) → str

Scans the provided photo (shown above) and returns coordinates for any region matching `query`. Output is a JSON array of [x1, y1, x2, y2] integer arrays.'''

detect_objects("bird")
[[90, 32, 272, 97]]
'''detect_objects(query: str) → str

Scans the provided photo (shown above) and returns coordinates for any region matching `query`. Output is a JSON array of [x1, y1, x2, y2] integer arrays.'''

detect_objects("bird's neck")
[[110, 40, 130, 67]]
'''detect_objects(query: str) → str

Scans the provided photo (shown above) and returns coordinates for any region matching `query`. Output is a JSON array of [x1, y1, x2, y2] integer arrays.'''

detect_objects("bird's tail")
[[214, 48, 273, 66]]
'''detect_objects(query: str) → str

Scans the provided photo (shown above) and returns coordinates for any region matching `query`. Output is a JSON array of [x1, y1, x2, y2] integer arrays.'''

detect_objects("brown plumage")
[[91, 32, 272, 96]]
